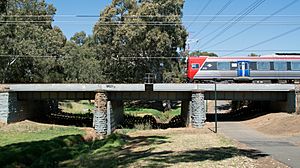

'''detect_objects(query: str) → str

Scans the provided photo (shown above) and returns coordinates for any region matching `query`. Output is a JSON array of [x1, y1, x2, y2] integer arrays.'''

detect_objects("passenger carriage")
[[187, 55, 300, 83]]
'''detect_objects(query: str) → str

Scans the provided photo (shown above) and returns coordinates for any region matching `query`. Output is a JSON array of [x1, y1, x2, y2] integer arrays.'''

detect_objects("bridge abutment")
[[266, 89, 300, 113], [0, 92, 52, 123]]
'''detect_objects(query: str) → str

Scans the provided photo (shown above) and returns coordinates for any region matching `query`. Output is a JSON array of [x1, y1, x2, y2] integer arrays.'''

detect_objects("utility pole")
[[214, 79, 218, 133]]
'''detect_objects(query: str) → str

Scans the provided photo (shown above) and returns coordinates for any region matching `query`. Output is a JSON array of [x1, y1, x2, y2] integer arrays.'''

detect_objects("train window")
[[257, 62, 270, 71], [274, 62, 287, 71], [217, 62, 230, 70], [201, 62, 217, 70], [287, 62, 291, 70], [250, 62, 257, 70], [230, 62, 238, 70], [191, 63, 200, 69], [291, 62, 300, 70], [270, 62, 274, 70]]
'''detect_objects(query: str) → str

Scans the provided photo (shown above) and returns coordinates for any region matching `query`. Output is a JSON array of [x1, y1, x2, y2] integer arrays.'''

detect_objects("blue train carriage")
[[187, 55, 300, 83]]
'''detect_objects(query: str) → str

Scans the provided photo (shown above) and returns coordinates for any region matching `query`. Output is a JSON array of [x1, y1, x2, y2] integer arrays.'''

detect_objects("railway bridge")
[[0, 83, 299, 134]]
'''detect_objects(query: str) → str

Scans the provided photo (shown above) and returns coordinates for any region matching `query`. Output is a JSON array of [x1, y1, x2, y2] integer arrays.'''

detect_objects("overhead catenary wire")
[[197, 0, 267, 40], [202, 0, 299, 50], [2, 20, 300, 26], [190, 49, 300, 52], [0, 55, 187, 59], [2, 50, 300, 59], [225, 26, 300, 55], [195, 0, 266, 49], [186, 0, 212, 29], [191, 0, 234, 39], [5, 14, 300, 17]]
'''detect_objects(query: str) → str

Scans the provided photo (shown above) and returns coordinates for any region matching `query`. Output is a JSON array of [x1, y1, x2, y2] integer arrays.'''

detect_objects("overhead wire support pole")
[[214, 79, 218, 133]]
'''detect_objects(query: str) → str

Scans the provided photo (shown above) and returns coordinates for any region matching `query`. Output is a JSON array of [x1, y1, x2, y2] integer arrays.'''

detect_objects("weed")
[[134, 123, 152, 130]]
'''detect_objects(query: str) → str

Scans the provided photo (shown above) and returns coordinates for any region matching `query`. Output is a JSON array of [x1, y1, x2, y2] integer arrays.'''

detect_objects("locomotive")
[[186, 54, 300, 83]]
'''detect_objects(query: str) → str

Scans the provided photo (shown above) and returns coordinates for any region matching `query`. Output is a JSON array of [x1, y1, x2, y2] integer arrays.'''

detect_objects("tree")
[[62, 32, 106, 83], [93, 0, 188, 83], [0, 0, 7, 13], [0, 0, 66, 83], [248, 53, 260, 57], [189, 51, 218, 57]]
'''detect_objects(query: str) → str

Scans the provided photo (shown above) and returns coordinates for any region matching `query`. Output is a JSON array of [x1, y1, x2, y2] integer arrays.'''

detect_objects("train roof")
[[188, 55, 300, 61]]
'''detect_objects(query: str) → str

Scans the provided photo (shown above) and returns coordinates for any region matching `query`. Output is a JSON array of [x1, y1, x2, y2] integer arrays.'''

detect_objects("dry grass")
[[244, 112, 300, 137], [111, 127, 286, 168]]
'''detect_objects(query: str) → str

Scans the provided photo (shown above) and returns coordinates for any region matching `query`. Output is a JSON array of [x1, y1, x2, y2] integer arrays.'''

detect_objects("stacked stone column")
[[93, 91, 108, 134], [191, 90, 206, 128]]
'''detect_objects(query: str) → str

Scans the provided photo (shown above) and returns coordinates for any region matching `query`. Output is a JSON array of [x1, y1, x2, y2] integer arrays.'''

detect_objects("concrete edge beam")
[[6, 84, 146, 92]]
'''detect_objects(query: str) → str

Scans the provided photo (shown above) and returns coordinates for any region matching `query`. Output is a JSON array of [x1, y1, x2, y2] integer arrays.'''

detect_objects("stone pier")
[[181, 91, 206, 128], [190, 91, 206, 128], [94, 91, 108, 134], [93, 91, 124, 135]]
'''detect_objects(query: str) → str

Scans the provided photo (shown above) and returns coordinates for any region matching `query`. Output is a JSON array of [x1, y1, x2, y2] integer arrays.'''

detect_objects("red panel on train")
[[187, 56, 208, 80]]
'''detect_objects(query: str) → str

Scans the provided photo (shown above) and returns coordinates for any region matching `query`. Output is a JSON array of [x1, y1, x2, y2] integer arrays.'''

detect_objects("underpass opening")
[[206, 100, 284, 122], [120, 100, 185, 129], [29, 99, 94, 127]]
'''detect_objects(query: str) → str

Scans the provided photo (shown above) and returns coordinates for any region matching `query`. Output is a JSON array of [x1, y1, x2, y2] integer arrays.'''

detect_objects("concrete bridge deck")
[[4, 83, 296, 92]]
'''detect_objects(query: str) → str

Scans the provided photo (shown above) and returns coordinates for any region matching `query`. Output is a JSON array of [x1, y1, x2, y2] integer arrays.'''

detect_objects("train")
[[186, 54, 300, 83]]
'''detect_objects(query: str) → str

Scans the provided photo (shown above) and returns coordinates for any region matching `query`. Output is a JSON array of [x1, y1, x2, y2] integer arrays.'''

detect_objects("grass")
[[59, 100, 95, 114], [0, 122, 271, 167], [0, 121, 84, 147], [125, 107, 181, 122], [0, 121, 124, 167]]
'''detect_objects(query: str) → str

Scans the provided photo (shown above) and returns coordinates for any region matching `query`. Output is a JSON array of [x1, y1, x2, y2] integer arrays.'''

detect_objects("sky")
[[45, 0, 300, 56]]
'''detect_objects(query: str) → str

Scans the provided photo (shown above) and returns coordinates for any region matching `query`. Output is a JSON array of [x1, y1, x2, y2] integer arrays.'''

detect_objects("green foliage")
[[125, 107, 181, 122], [0, 123, 83, 147], [0, 0, 187, 83], [0, 0, 66, 83], [248, 53, 260, 57], [59, 100, 95, 114], [93, 0, 188, 83], [0, 124, 124, 167], [134, 123, 152, 130], [61, 34, 106, 83], [189, 51, 218, 57]]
